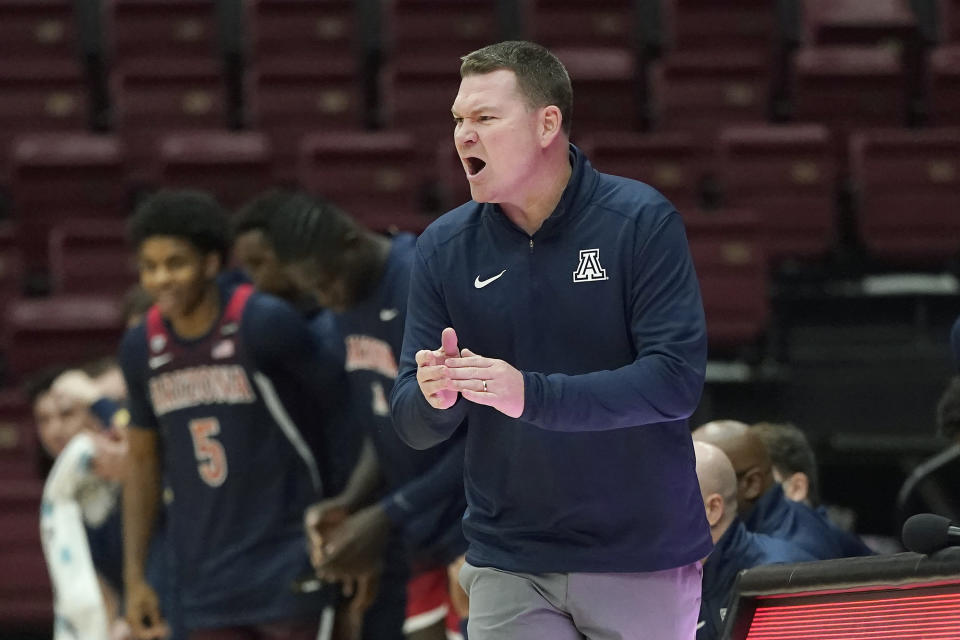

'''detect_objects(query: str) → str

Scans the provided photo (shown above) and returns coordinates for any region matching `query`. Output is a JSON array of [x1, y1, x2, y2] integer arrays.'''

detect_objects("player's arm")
[[335, 437, 383, 512], [117, 329, 166, 639], [390, 242, 469, 449], [304, 437, 383, 562], [520, 210, 706, 431]]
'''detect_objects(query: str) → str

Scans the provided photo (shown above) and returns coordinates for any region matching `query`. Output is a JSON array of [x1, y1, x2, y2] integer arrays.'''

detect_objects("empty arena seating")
[[110, 0, 221, 73], [0, 0, 89, 171], [792, 46, 908, 153], [2, 295, 125, 381], [803, 0, 919, 47], [650, 51, 770, 137], [553, 47, 643, 135], [48, 220, 134, 296], [0, 478, 50, 628], [581, 131, 706, 211], [928, 45, 960, 125], [849, 127, 960, 265], [0, 389, 33, 480], [666, 0, 777, 56], [0, 224, 23, 306], [530, 0, 637, 49], [248, 0, 357, 70], [157, 131, 274, 208], [717, 123, 837, 263], [247, 0, 364, 179], [10, 133, 126, 270], [384, 0, 500, 157], [299, 131, 430, 233], [114, 65, 230, 181], [684, 209, 770, 353]]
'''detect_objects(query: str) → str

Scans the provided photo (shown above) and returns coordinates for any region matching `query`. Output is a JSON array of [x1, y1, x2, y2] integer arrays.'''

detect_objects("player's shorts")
[[403, 567, 463, 639]]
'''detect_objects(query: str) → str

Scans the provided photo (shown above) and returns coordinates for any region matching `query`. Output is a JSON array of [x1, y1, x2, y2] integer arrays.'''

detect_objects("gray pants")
[[459, 561, 702, 640]]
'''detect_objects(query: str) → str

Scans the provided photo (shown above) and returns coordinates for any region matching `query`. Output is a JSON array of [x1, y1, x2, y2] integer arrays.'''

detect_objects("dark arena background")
[[1, 1, 959, 639]]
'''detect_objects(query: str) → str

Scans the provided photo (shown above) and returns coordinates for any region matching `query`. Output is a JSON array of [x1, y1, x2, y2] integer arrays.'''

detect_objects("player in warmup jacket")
[[119, 190, 346, 640], [270, 193, 469, 640]]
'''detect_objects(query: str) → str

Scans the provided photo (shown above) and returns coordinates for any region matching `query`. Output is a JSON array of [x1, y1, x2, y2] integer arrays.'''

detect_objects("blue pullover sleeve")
[[380, 431, 466, 525], [520, 211, 707, 431], [391, 242, 469, 449]]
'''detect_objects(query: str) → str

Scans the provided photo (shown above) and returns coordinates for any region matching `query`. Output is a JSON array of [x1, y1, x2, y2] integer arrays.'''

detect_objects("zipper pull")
[[529, 237, 534, 252]]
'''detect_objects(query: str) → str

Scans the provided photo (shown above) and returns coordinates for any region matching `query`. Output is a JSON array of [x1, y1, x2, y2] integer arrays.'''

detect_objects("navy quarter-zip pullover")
[[391, 144, 713, 574]]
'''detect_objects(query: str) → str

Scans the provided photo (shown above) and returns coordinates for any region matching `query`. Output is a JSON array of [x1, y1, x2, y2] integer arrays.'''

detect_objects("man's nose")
[[455, 122, 477, 147]]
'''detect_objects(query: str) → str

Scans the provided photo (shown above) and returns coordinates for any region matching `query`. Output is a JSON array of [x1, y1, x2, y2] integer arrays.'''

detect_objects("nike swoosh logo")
[[474, 269, 507, 289], [696, 621, 705, 630], [149, 354, 173, 369], [379, 308, 399, 322]]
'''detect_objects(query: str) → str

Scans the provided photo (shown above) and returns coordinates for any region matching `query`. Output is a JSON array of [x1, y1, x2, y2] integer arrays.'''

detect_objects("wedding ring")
[[482, 380, 488, 392]]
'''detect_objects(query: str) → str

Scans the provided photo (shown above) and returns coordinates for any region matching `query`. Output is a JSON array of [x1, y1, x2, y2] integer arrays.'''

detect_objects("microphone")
[[902, 513, 960, 554]]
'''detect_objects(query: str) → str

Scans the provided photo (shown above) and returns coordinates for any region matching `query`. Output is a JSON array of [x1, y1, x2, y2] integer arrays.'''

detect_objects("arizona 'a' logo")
[[573, 248, 608, 282]]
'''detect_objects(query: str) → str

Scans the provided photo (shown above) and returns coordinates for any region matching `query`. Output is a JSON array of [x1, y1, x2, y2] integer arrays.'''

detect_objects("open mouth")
[[464, 157, 487, 176]]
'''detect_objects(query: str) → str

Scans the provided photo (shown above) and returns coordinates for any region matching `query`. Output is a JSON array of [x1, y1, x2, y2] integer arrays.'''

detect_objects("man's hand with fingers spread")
[[415, 327, 462, 410], [446, 348, 525, 418]]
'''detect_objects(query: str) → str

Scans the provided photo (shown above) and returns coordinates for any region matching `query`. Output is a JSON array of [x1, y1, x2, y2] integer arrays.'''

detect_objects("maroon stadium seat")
[[383, 61, 461, 161], [581, 131, 706, 212], [666, 0, 776, 56], [48, 219, 134, 295], [384, 0, 499, 157], [390, 0, 498, 62], [0, 478, 50, 628], [530, 0, 636, 49], [684, 209, 769, 352], [10, 133, 127, 270], [0, 389, 35, 480], [110, 0, 219, 73], [928, 46, 960, 126], [849, 128, 960, 266], [2, 295, 125, 381], [717, 124, 837, 264], [114, 65, 228, 180], [0, 66, 88, 174], [792, 46, 907, 154], [651, 51, 769, 138], [0, 0, 81, 70], [248, 64, 362, 181], [0, 480, 42, 547], [249, 0, 356, 70], [247, 0, 363, 180], [552, 47, 642, 136], [0, 223, 24, 305], [299, 131, 431, 233], [157, 131, 274, 208], [803, 0, 918, 47]]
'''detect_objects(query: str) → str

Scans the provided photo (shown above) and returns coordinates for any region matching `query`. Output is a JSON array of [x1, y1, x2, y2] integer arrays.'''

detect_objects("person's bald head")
[[693, 419, 774, 516], [694, 441, 738, 543]]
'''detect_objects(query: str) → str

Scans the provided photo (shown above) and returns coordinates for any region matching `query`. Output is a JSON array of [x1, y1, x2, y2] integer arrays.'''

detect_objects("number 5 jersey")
[[119, 283, 345, 630]]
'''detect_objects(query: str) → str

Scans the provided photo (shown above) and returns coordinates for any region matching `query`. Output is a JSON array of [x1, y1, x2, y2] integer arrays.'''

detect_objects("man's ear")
[[539, 105, 564, 147], [782, 472, 810, 504], [705, 493, 725, 528]]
